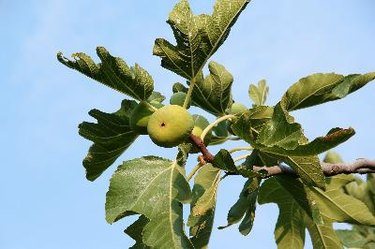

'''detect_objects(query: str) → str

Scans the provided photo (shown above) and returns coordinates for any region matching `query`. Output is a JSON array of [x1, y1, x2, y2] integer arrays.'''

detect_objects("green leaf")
[[212, 149, 237, 172], [254, 104, 325, 187], [260, 127, 355, 157], [78, 103, 139, 181], [249, 79, 269, 106], [219, 178, 260, 235], [281, 72, 375, 111], [307, 181, 375, 225], [335, 229, 368, 248], [230, 106, 274, 145], [147, 91, 166, 103], [190, 62, 234, 116], [188, 164, 220, 249], [305, 218, 343, 249], [124, 215, 151, 249], [213, 149, 258, 178], [57, 47, 154, 101], [282, 155, 325, 189], [256, 104, 305, 150], [258, 177, 308, 249], [171, 61, 234, 116], [259, 176, 343, 249], [153, 0, 250, 79], [106, 156, 193, 249]]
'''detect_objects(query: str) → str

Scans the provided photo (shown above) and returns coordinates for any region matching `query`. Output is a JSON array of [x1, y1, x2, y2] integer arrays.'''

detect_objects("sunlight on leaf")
[[106, 156, 193, 249], [281, 72, 375, 111], [58, 47, 154, 101], [78, 101, 138, 181], [188, 164, 220, 249], [153, 0, 250, 79]]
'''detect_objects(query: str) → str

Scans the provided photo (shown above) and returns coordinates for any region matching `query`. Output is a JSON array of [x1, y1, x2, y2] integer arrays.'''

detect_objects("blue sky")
[[1, 0, 374, 248]]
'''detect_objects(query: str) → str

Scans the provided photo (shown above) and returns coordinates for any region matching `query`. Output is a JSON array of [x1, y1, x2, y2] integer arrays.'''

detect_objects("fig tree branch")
[[249, 159, 375, 178], [189, 134, 375, 178]]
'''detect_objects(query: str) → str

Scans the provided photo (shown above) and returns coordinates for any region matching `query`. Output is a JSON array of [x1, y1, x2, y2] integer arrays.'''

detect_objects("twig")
[[189, 134, 214, 162], [321, 159, 375, 176], [188, 133, 375, 178], [251, 159, 375, 178]]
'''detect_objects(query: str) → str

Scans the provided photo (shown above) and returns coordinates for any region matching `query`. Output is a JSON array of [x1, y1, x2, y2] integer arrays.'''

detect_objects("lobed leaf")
[[230, 106, 274, 145], [256, 104, 305, 151], [307, 184, 375, 225], [212, 149, 237, 172], [78, 101, 138, 181], [57, 47, 154, 101], [281, 72, 375, 111], [282, 155, 325, 189], [106, 156, 193, 249], [153, 0, 250, 80], [259, 176, 343, 249], [124, 215, 150, 249], [191, 62, 234, 116], [219, 178, 260, 236], [305, 218, 343, 249], [249, 79, 269, 106], [188, 164, 221, 249], [258, 177, 308, 249], [255, 104, 325, 187], [335, 229, 368, 248]]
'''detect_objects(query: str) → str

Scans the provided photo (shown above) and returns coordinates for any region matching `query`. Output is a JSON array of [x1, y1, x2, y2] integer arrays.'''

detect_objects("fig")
[[190, 114, 211, 153], [170, 92, 189, 108], [323, 151, 343, 164], [147, 105, 194, 148], [228, 102, 247, 114], [130, 101, 161, 134]]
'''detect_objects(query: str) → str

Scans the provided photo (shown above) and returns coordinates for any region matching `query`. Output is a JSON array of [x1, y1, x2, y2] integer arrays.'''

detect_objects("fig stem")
[[228, 146, 253, 154], [183, 77, 195, 109], [233, 154, 250, 163], [200, 114, 236, 142], [187, 162, 203, 181]]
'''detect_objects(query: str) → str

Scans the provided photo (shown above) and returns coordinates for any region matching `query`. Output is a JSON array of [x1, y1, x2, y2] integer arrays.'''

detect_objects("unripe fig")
[[130, 101, 161, 134], [228, 102, 247, 114], [190, 115, 211, 153], [147, 105, 194, 148], [323, 151, 343, 164], [170, 92, 189, 108]]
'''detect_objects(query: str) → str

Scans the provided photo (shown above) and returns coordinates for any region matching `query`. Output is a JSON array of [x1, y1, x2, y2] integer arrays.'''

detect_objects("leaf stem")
[[187, 163, 203, 181], [183, 77, 195, 109], [200, 114, 236, 142], [144, 101, 158, 111]]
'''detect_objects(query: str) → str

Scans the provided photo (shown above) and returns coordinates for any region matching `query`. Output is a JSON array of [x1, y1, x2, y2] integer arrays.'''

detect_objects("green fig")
[[170, 92, 189, 108], [323, 151, 343, 164], [147, 105, 194, 148], [190, 114, 211, 153], [130, 101, 161, 134], [228, 102, 247, 114]]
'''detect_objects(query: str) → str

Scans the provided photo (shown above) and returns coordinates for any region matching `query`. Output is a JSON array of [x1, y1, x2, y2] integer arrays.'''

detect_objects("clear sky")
[[1, 0, 374, 248]]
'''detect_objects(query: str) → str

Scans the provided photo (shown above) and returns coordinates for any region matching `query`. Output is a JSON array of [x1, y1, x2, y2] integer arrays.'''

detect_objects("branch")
[[251, 159, 375, 178], [189, 134, 214, 163], [188, 135, 375, 178]]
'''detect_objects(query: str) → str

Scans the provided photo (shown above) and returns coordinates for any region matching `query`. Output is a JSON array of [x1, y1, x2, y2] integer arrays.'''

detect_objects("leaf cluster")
[[58, 0, 375, 248]]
